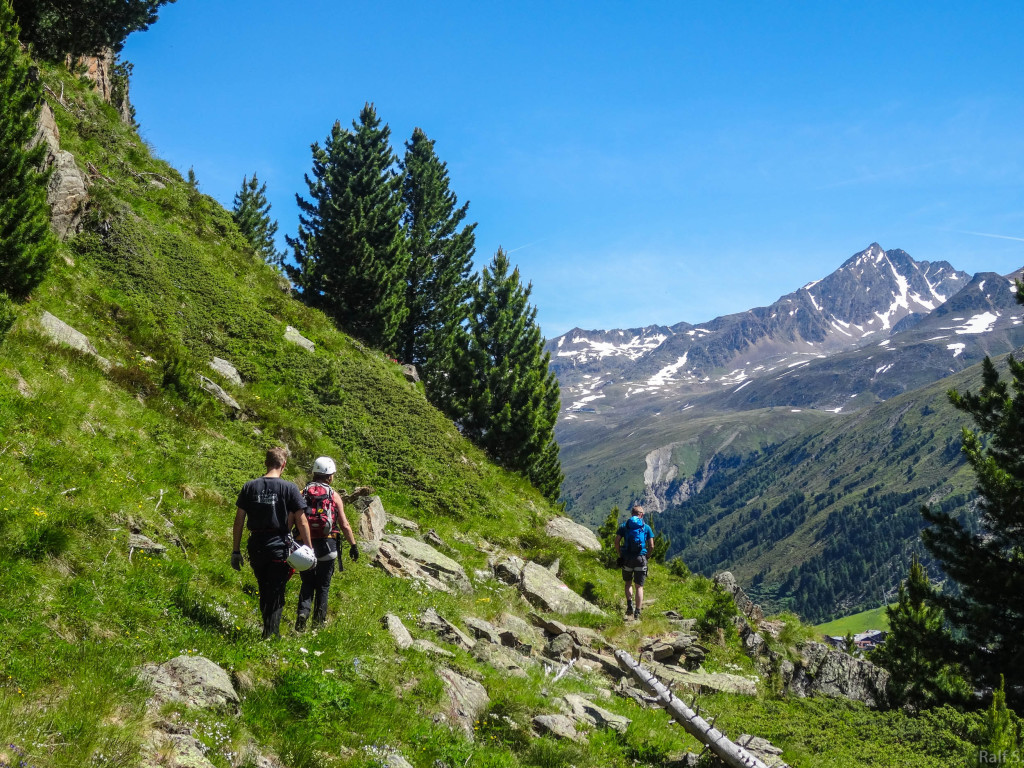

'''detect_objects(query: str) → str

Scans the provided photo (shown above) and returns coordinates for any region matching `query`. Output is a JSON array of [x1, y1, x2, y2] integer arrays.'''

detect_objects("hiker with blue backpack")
[[294, 456, 359, 632], [615, 505, 654, 620]]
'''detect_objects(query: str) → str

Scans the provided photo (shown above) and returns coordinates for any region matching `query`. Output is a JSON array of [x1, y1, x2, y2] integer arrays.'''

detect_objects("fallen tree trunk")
[[614, 650, 770, 768]]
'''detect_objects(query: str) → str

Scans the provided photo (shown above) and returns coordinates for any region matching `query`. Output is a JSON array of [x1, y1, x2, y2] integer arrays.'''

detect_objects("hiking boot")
[[295, 614, 308, 633], [625, 602, 634, 619], [633, 607, 642, 620]]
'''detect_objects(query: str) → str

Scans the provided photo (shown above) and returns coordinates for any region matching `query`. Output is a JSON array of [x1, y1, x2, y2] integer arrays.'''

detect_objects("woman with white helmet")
[[294, 455, 358, 631]]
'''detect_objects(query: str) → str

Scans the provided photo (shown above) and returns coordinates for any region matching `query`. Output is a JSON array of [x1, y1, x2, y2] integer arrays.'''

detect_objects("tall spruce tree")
[[399, 128, 476, 392], [232, 174, 283, 267], [452, 249, 563, 501], [0, 0, 56, 300], [871, 555, 963, 707], [287, 105, 408, 355], [12, 0, 175, 60], [921, 311, 1024, 705]]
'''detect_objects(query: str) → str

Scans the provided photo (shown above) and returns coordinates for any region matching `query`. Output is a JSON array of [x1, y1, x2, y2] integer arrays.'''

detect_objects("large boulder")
[[356, 496, 388, 543], [137, 655, 239, 711], [545, 517, 601, 551], [532, 714, 585, 742], [209, 357, 243, 386], [32, 102, 88, 239], [437, 667, 489, 739], [419, 608, 476, 650], [284, 325, 314, 352], [38, 312, 110, 370], [786, 641, 889, 708], [520, 562, 604, 616], [713, 571, 763, 622], [374, 535, 471, 593], [199, 376, 241, 410], [561, 694, 631, 734], [140, 732, 216, 768], [381, 614, 414, 650]]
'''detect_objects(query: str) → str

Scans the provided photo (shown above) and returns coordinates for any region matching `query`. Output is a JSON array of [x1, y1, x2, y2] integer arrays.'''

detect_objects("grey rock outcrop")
[[356, 495, 388, 543], [645, 662, 758, 696], [79, 49, 133, 123], [532, 714, 585, 742], [545, 516, 601, 551], [736, 735, 791, 768], [419, 608, 476, 650], [199, 376, 241, 410], [520, 561, 604, 615], [387, 514, 420, 533], [38, 312, 110, 369], [284, 325, 314, 352], [463, 616, 503, 645], [401, 364, 420, 383], [373, 535, 471, 593], [209, 357, 243, 386], [491, 553, 525, 584], [437, 667, 489, 739], [32, 102, 89, 239], [561, 694, 630, 734], [472, 643, 530, 678], [382, 614, 414, 650], [128, 533, 167, 556], [713, 571, 764, 622], [785, 641, 889, 708], [137, 655, 239, 711]]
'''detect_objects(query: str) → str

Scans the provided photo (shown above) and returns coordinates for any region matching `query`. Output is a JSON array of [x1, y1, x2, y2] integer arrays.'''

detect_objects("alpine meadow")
[[2, 3, 1023, 768]]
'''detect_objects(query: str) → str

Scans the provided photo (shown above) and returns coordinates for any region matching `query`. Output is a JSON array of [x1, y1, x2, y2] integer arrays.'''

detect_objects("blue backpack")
[[623, 516, 647, 557]]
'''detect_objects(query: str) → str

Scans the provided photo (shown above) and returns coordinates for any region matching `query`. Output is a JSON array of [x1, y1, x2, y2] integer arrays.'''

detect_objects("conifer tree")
[[232, 174, 283, 267], [597, 506, 621, 567], [921, 315, 1024, 705], [399, 128, 476, 390], [451, 249, 563, 501], [288, 105, 408, 355], [871, 555, 960, 707], [975, 676, 1021, 768], [11, 0, 175, 60], [0, 0, 56, 300]]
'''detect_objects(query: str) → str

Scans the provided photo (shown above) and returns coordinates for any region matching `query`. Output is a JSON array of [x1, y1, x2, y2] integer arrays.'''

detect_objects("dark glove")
[[231, 551, 244, 571], [616, 555, 624, 568], [350, 544, 359, 562]]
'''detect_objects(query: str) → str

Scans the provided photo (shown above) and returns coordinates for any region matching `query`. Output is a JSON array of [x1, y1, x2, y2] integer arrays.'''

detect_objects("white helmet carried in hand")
[[312, 456, 337, 475], [287, 544, 317, 572]]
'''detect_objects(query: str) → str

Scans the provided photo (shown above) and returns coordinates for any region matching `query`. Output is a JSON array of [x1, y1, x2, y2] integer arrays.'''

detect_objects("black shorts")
[[621, 555, 648, 586]]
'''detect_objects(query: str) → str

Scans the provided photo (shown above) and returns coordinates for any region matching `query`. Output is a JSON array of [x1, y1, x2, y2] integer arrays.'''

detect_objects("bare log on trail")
[[614, 650, 770, 768]]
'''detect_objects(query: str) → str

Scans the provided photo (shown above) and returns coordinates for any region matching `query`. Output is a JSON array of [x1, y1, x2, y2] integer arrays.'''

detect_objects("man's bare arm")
[[334, 492, 357, 546], [290, 510, 312, 548], [232, 507, 246, 552]]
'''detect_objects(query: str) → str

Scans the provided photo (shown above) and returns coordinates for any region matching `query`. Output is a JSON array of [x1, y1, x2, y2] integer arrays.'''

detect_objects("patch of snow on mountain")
[[926, 336, 949, 341], [948, 343, 966, 357], [720, 368, 749, 386], [686, 328, 711, 336], [734, 380, 752, 393], [557, 332, 667, 363], [943, 312, 999, 335], [557, 337, 564, 348], [878, 339, 891, 347], [831, 320, 853, 337], [682, 404, 694, 411], [568, 392, 606, 411], [875, 363, 894, 375], [791, 408, 802, 413], [979, 280, 986, 291], [647, 354, 689, 386], [908, 292, 936, 311], [825, 406, 844, 413], [805, 289, 822, 312], [786, 360, 810, 369]]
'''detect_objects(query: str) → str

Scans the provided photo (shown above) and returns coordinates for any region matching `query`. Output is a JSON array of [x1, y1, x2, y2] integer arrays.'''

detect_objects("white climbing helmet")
[[312, 456, 337, 475], [287, 544, 317, 572]]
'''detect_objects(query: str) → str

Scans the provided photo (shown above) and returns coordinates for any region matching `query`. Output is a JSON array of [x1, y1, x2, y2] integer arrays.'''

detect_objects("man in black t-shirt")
[[232, 447, 312, 639]]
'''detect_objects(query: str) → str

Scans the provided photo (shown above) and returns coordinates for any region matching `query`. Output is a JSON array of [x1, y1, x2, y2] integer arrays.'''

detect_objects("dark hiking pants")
[[297, 557, 335, 625], [249, 544, 291, 639]]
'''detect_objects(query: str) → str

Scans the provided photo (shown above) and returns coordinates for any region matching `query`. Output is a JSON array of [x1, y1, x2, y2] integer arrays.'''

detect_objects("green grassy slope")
[[0, 62, 988, 768], [662, 359, 988, 622], [815, 606, 893, 636]]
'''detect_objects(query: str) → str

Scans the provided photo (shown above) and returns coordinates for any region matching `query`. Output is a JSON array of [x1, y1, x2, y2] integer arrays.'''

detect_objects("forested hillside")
[[661, 360, 993, 622]]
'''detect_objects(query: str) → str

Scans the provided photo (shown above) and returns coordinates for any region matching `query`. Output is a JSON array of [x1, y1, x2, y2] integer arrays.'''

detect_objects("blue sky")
[[123, 1, 1024, 338]]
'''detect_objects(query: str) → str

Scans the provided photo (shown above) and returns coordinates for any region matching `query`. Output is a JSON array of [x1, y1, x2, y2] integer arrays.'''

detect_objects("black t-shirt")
[[236, 476, 306, 546]]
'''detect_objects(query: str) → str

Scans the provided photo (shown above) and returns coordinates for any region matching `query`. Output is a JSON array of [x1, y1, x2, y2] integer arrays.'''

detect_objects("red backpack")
[[302, 482, 338, 540]]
